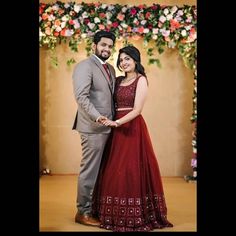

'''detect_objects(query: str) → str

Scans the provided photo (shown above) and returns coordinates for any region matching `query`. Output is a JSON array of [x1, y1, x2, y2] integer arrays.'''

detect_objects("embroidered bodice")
[[114, 75, 142, 109]]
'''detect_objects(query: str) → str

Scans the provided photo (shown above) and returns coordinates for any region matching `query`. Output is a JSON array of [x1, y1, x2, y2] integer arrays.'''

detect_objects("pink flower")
[[138, 26, 144, 33], [151, 5, 158, 10], [112, 22, 119, 28], [117, 13, 125, 21], [42, 13, 48, 20], [45, 27, 51, 35], [98, 24, 105, 30], [99, 13, 106, 19], [69, 19, 74, 25], [60, 28, 67, 36], [84, 19, 90, 24], [130, 8, 137, 15], [54, 32, 59, 37], [145, 12, 151, 19]]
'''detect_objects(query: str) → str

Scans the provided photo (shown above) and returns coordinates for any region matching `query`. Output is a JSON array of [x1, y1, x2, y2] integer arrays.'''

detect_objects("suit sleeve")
[[72, 61, 101, 122]]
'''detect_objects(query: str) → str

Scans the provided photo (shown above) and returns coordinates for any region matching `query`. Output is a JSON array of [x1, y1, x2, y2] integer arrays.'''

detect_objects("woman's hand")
[[101, 119, 118, 127]]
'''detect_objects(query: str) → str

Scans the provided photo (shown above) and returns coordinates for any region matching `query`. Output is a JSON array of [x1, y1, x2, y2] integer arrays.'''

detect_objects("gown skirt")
[[92, 110, 173, 232]]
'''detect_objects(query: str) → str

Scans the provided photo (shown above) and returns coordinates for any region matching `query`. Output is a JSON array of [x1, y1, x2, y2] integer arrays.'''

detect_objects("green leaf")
[[147, 48, 154, 56], [67, 58, 76, 66], [50, 55, 58, 68], [158, 47, 164, 54], [148, 58, 161, 68]]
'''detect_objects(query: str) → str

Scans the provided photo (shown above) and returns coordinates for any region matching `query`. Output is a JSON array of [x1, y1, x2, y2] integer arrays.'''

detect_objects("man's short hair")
[[93, 30, 116, 45]]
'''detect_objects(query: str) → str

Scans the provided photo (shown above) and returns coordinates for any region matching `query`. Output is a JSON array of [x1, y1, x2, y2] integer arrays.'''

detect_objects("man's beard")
[[95, 49, 110, 61]]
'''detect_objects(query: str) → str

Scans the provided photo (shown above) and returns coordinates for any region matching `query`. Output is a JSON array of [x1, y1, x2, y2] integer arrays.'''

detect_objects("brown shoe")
[[75, 212, 100, 227]]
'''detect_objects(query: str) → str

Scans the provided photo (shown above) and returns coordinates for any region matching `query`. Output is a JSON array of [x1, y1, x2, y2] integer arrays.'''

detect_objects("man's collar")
[[92, 54, 106, 64]]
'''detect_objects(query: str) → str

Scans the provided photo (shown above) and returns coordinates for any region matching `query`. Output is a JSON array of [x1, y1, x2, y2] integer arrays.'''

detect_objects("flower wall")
[[39, 1, 197, 175]]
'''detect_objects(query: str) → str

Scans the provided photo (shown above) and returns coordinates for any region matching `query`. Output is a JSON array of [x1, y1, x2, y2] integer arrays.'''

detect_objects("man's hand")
[[102, 119, 118, 128], [97, 116, 108, 124]]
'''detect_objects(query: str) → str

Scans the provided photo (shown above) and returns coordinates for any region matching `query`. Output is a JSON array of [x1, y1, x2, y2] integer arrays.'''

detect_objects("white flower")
[[106, 12, 112, 20], [107, 20, 112, 25], [45, 6, 52, 13], [159, 15, 166, 23], [177, 10, 183, 16], [55, 26, 62, 32], [101, 4, 107, 9], [152, 28, 159, 34], [82, 12, 88, 18], [73, 19, 80, 29], [88, 22, 95, 30], [65, 29, 74, 37], [181, 29, 187, 37], [152, 35, 158, 40], [185, 25, 192, 31], [39, 29, 46, 37], [143, 28, 149, 33], [108, 5, 115, 11], [121, 23, 128, 28], [81, 33, 87, 39], [61, 15, 70, 22], [133, 18, 138, 24], [170, 6, 178, 14], [60, 21, 66, 29], [48, 14, 55, 21], [52, 4, 59, 11], [141, 20, 147, 25], [64, 3, 70, 8], [161, 29, 170, 37], [94, 17, 100, 24], [39, 16, 42, 22], [74, 4, 82, 13], [163, 8, 169, 16], [122, 7, 127, 13], [166, 14, 173, 20], [175, 16, 182, 21], [174, 34, 180, 40], [186, 16, 193, 23]]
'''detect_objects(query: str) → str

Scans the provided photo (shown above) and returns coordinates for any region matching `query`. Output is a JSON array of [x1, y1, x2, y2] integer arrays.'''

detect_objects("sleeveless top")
[[114, 75, 143, 109]]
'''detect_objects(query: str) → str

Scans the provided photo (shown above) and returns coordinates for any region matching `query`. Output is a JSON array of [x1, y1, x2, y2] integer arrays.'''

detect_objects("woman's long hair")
[[116, 46, 147, 78]]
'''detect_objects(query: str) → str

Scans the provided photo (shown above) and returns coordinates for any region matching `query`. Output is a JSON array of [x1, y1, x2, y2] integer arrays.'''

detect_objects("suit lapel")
[[107, 64, 116, 93], [90, 55, 114, 93]]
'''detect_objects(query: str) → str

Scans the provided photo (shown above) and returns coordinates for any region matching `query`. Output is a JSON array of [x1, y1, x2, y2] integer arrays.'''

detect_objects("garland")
[[39, 1, 197, 175]]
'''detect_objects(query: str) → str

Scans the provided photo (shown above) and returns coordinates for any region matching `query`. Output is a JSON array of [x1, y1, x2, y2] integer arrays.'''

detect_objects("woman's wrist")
[[115, 119, 121, 127]]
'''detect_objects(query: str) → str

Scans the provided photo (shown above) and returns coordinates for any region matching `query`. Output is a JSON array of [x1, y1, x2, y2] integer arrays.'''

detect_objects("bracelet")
[[115, 119, 121, 127]]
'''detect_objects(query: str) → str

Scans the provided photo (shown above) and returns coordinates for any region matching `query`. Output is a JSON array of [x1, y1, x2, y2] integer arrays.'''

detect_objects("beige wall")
[[40, 0, 196, 176]]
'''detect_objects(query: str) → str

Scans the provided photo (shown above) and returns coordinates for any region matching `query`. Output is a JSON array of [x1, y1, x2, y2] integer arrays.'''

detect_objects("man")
[[72, 30, 116, 226]]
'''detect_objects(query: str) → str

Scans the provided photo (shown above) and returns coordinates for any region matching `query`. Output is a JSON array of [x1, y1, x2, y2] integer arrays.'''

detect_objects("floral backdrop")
[[39, 1, 197, 178]]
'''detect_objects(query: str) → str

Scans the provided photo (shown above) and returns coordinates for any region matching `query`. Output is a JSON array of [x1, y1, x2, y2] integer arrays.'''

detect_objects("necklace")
[[122, 75, 137, 84]]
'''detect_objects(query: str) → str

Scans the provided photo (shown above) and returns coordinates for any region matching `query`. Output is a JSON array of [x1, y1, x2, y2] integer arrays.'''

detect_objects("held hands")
[[97, 116, 108, 124], [102, 118, 118, 128], [97, 116, 119, 127]]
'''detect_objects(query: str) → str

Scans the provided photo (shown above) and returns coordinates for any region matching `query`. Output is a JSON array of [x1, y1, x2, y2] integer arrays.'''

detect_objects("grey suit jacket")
[[72, 55, 116, 133]]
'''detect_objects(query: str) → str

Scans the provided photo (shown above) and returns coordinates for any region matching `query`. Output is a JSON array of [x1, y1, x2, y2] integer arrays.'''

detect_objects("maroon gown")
[[92, 75, 173, 232]]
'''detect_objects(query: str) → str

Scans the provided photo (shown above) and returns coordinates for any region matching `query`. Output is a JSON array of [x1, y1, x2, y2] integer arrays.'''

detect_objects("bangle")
[[115, 119, 121, 127]]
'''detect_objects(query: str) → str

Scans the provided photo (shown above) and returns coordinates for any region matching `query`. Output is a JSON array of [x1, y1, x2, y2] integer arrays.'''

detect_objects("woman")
[[92, 46, 173, 232]]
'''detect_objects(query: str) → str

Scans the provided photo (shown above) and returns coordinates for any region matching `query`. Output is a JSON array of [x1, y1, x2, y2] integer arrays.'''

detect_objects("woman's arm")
[[103, 76, 148, 127]]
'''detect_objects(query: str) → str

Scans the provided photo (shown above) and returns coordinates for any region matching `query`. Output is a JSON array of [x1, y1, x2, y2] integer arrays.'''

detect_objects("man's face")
[[94, 37, 114, 61]]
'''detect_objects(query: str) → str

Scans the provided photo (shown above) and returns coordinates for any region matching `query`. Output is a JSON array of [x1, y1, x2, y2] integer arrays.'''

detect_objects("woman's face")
[[119, 52, 136, 73]]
